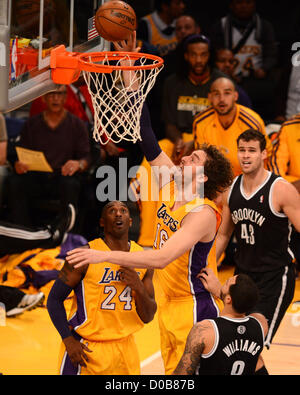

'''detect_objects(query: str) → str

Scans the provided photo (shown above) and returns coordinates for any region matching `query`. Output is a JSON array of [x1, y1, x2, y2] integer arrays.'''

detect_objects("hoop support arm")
[[50, 45, 81, 84]]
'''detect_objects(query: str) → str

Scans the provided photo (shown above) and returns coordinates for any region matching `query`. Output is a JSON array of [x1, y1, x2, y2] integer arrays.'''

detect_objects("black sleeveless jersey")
[[199, 316, 264, 375], [228, 172, 294, 272]]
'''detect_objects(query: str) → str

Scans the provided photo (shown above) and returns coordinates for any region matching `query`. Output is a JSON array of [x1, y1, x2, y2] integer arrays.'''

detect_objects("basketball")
[[95, 1, 136, 42]]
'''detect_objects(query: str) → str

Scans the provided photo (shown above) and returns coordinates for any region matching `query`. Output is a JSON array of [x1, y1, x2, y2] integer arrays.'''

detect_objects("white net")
[[82, 53, 163, 144]]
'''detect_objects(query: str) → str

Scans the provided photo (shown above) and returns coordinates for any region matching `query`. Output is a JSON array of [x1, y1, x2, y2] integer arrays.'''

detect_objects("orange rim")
[[50, 45, 164, 84], [78, 51, 164, 73]]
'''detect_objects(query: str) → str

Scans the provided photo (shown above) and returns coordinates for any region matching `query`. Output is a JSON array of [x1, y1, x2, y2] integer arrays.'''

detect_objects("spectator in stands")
[[214, 47, 252, 108], [275, 63, 300, 123], [175, 14, 201, 42], [137, 0, 186, 57], [210, 0, 278, 121], [270, 115, 300, 191], [162, 34, 225, 162], [0, 113, 11, 208], [31, 81, 118, 173], [6, 85, 90, 227], [162, 14, 201, 80], [192, 76, 272, 177], [149, 14, 201, 140], [30, 83, 93, 126]]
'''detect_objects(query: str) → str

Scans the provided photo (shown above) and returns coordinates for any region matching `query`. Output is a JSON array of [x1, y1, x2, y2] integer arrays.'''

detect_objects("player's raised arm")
[[113, 32, 141, 90], [113, 32, 175, 171], [139, 102, 175, 170]]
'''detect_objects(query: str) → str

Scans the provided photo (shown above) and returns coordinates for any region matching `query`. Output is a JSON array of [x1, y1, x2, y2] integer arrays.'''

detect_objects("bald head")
[[210, 77, 236, 93], [208, 77, 238, 116]]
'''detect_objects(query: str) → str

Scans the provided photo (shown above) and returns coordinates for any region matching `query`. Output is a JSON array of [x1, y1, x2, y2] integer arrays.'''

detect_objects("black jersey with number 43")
[[228, 172, 294, 272], [198, 316, 265, 375]]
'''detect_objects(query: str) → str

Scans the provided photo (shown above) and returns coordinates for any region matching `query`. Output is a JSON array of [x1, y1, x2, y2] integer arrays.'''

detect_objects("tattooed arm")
[[173, 320, 215, 375]]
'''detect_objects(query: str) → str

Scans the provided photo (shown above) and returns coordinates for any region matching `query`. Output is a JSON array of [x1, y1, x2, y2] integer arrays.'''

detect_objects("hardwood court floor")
[[0, 265, 299, 375]]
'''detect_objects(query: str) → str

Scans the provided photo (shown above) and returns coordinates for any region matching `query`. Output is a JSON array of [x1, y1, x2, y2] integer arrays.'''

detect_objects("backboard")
[[0, 0, 109, 112]]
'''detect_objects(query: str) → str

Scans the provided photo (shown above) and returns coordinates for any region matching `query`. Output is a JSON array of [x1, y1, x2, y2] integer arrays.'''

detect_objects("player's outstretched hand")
[[66, 248, 109, 268], [113, 30, 140, 53], [197, 268, 222, 299]]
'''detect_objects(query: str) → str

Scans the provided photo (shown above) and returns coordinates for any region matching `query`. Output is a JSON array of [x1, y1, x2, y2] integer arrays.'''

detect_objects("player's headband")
[[183, 34, 210, 51]]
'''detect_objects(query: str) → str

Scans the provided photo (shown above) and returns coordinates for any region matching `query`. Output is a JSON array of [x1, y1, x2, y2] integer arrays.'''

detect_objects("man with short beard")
[[192, 76, 272, 176], [215, 129, 300, 374]]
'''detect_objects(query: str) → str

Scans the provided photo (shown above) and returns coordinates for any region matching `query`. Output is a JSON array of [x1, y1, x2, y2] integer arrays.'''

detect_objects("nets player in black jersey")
[[173, 268, 268, 375], [215, 129, 300, 374]]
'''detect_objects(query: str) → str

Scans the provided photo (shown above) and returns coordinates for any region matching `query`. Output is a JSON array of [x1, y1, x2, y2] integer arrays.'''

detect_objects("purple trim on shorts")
[[68, 281, 87, 329]]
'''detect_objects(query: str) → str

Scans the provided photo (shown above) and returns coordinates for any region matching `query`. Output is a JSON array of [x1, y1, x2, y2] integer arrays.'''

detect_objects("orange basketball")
[[95, 1, 136, 42]]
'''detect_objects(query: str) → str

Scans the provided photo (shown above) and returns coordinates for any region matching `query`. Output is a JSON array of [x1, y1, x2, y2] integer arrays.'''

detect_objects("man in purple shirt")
[[6, 85, 91, 227]]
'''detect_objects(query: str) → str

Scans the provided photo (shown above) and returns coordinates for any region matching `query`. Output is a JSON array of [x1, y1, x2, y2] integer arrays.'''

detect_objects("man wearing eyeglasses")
[[6, 85, 90, 228]]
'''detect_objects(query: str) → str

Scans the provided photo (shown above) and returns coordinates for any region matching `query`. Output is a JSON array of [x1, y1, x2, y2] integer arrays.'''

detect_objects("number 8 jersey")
[[228, 172, 294, 272], [67, 238, 147, 341]]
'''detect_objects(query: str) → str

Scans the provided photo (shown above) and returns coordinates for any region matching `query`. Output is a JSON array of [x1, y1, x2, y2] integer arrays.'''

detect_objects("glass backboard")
[[0, 0, 108, 112]]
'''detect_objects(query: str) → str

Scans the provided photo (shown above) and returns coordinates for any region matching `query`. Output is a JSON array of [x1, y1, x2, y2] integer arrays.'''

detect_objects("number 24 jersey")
[[67, 238, 147, 341]]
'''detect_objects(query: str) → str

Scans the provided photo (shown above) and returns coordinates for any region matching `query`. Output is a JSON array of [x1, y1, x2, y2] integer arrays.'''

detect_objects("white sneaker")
[[6, 292, 45, 317]]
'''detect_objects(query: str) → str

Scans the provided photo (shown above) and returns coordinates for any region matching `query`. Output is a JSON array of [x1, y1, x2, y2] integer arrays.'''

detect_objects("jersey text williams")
[[223, 339, 261, 357]]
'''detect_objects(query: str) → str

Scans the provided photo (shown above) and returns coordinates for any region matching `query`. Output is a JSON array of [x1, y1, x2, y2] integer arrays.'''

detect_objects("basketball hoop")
[[50, 45, 164, 144]]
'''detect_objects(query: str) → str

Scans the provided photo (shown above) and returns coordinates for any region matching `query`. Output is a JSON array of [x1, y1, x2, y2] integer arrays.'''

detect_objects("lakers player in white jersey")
[[47, 201, 156, 375]]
